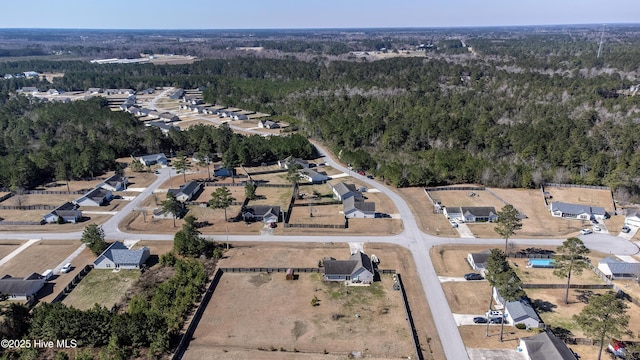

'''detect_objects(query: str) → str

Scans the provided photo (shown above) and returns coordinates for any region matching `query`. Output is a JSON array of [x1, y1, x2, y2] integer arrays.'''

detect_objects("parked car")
[[464, 273, 484, 281], [490, 317, 503, 324], [473, 317, 488, 324], [580, 229, 592, 235], [450, 220, 458, 228], [622, 226, 631, 233], [358, 170, 365, 176], [591, 219, 599, 224], [60, 263, 73, 274], [269, 222, 277, 228], [487, 310, 502, 317], [593, 225, 602, 232]]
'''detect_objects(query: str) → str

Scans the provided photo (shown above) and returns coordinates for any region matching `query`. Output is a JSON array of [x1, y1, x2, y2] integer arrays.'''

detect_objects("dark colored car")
[[490, 317, 503, 324], [473, 317, 488, 324], [269, 222, 277, 228], [464, 273, 484, 281], [622, 226, 631, 233]]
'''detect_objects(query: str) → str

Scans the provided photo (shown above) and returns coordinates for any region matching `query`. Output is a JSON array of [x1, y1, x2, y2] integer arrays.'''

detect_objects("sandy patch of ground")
[[184, 242, 443, 360], [0, 240, 82, 277]]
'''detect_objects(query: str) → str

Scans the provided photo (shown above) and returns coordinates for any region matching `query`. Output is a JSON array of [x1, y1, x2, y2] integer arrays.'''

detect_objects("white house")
[[494, 288, 543, 328], [139, 153, 168, 167], [93, 242, 150, 270], [168, 181, 202, 202], [550, 202, 606, 221], [75, 188, 113, 207], [598, 257, 640, 280], [100, 174, 128, 192], [242, 206, 280, 223], [445, 206, 498, 222], [343, 197, 376, 219], [300, 169, 329, 184], [332, 182, 363, 202], [278, 156, 309, 170], [43, 202, 82, 224], [518, 331, 577, 360], [625, 213, 640, 227], [323, 251, 375, 284], [467, 250, 491, 271]]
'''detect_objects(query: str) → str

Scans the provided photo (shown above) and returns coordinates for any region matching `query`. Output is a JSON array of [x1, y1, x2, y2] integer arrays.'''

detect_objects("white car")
[[60, 263, 73, 273], [580, 229, 593, 235], [449, 220, 458, 228], [487, 310, 502, 317]]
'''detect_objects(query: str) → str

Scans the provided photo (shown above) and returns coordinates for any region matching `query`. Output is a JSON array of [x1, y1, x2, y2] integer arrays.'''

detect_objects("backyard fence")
[[292, 200, 342, 207], [425, 186, 485, 192], [396, 273, 425, 360], [284, 222, 347, 229], [544, 183, 610, 191], [521, 284, 612, 290], [0, 220, 44, 226], [0, 193, 14, 203], [172, 268, 224, 360], [51, 265, 94, 304], [221, 267, 321, 273], [0, 205, 56, 210]]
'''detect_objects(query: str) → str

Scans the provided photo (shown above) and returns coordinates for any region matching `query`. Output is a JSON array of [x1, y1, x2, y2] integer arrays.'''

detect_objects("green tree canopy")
[[80, 224, 107, 255], [553, 237, 591, 305], [494, 204, 522, 253], [173, 215, 207, 257], [161, 192, 185, 227], [574, 291, 631, 360], [209, 187, 235, 221]]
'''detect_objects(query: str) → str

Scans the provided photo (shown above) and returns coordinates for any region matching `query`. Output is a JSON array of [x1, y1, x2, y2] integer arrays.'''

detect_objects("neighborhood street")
[[0, 94, 637, 360]]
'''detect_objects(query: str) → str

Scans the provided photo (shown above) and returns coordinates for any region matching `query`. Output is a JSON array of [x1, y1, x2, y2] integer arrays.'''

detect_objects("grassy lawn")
[[63, 269, 140, 310]]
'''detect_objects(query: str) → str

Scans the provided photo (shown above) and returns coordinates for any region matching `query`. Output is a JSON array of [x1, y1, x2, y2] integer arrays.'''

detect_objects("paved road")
[[1, 94, 638, 360]]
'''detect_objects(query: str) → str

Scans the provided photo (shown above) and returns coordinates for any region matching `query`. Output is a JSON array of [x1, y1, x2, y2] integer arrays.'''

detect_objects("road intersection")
[[1, 94, 637, 359]]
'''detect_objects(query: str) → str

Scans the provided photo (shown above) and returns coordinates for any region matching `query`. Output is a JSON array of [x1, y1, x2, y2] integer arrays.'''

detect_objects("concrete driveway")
[[467, 348, 526, 360], [456, 223, 475, 238]]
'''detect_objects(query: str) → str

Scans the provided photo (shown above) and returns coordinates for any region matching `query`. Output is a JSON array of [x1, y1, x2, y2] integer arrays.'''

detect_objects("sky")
[[1, 0, 638, 29]]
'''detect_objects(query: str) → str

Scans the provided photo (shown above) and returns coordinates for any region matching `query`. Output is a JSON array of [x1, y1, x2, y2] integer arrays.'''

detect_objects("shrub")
[[515, 323, 527, 330]]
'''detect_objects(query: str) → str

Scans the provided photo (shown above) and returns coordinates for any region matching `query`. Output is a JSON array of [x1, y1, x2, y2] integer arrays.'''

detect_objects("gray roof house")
[[213, 165, 233, 177], [100, 174, 128, 192], [139, 153, 168, 167], [343, 196, 376, 218], [494, 288, 543, 328], [278, 156, 309, 170], [147, 121, 179, 134], [300, 169, 329, 184], [519, 331, 577, 360], [43, 202, 82, 224], [598, 257, 640, 280], [259, 119, 280, 129], [93, 241, 150, 270], [0, 273, 45, 304], [445, 206, 498, 222], [159, 112, 179, 122], [550, 202, 607, 220], [467, 250, 491, 271], [17, 87, 39, 94], [242, 205, 280, 223], [168, 181, 202, 202], [323, 251, 375, 284], [75, 188, 113, 207], [332, 182, 363, 202], [169, 88, 184, 99]]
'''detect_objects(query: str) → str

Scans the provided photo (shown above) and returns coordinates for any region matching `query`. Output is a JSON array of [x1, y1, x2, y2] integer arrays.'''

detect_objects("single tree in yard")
[[195, 153, 211, 179], [173, 153, 191, 183], [573, 291, 631, 360], [209, 187, 235, 221], [81, 224, 107, 255], [494, 204, 522, 254], [245, 182, 257, 200], [286, 164, 303, 185], [554, 237, 591, 305], [495, 268, 525, 342], [484, 248, 509, 337], [173, 215, 207, 257], [161, 192, 185, 227]]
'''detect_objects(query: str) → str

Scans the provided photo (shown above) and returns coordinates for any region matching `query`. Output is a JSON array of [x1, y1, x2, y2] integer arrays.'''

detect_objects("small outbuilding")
[[286, 268, 295, 280]]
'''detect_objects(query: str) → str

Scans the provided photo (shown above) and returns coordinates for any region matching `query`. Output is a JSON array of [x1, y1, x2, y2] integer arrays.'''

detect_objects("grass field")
[[63, 269, 140, 310]]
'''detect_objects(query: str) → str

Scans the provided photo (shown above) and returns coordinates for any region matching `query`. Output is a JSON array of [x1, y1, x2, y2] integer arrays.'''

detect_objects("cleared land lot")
[[0, 194, 77, 207], [184, 242, 443, 360], [397, 187, 459, 237], [545, 186, 615, 212], [63, 270, 141, 310], [0, 241, 25, 260], [0, 240, 82, 277]]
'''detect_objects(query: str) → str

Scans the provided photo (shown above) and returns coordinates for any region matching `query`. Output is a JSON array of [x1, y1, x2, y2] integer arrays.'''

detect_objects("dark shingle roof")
[[323, 251, 373, 276], [95, 242, 149, 266], [0, 274, 45, 296], [599, 257, 640, 276], [520, 331, 577, 360], [551, 202, 606, 216], [343, 196, 375, 213], [461, 206, 497, 217], [506, 299, 541, 323]]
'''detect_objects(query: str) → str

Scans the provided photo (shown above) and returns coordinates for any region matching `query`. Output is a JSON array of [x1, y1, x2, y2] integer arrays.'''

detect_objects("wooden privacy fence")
[[24, 189, 89, 195], [395, 274, 424, 360], [544, 183, 610, 190], [0, 205, 56, 210], [0, 220, 44, 226], [51, 265, 94, 304], [521, 284, 612, 290], [285, 223, 347, 229], [221, 267, 321, 273]]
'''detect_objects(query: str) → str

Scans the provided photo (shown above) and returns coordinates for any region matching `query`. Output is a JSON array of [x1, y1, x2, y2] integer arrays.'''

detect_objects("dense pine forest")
[[1, 27, 639, 199]]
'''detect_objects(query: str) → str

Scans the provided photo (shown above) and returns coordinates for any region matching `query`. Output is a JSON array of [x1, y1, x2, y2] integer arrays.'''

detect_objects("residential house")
[[147, 121, 179, 134], [343, 196, 376, 218], [43, 202, 82, 224], [0, 273, 45, 304], [549, 202, 607, 221], [467, 250, 491, 271], [242, 205, 280, 223], [323, 251, 375, 284], [168, 181, 202, 202], [518, 331, 577, 360], [159, 112, 179, 122], [93, 241, 150, 270], [139, 153, 168, 167], [332, 182, 363, 202], [17, 87, 39, 94], [47, 89, 62, 95], [445, 206, 498, 222], [278, 156, 309, 170], [213, 165, 233, 177], [23, 71, 39, 78], [141, 87, 155, 94], [300, 169, 329, 184], [86, 87, 103, 94], [152, 207, 186, 220], [100, 174, 128, 192], [75, 188, 113, 207], [598, 257, 640, 280], [494, 288, 543, 328], [169, 88, 184, 99], [258, 119, 280, 129]]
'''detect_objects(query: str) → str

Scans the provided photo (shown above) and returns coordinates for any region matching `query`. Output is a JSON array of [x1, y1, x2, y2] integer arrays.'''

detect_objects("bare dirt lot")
[[184, 242, 443, 360], [545, 186, 615, 213], [396, 187, 460, 238], [0, 194, 77, 207], [0, 240, 25, 260], [0, 240, 82, 277]]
